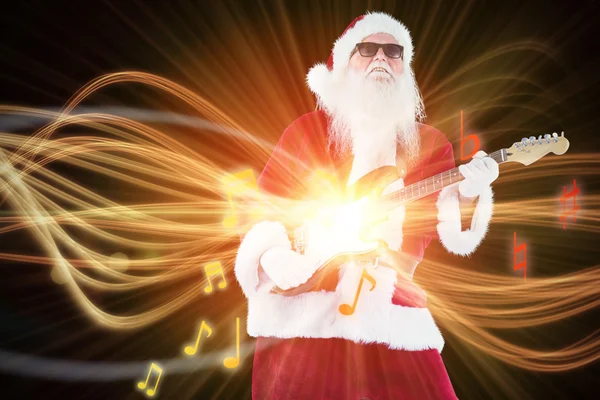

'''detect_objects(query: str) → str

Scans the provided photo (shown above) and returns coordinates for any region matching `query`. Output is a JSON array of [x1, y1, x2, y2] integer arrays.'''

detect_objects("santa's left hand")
[[458, 151, 499, 198]]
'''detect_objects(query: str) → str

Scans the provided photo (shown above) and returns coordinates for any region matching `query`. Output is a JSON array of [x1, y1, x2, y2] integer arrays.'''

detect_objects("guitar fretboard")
[[378, 149, 506, 206]]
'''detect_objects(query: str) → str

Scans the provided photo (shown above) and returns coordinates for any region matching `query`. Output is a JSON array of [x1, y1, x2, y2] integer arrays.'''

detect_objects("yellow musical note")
[[222, 169, 264, 228], [137, 362, 163, 398], [223, 317, 240, 369], [339, 269, 376, 316], [184, 320, 212, 356], [203, 261, 227, 294]]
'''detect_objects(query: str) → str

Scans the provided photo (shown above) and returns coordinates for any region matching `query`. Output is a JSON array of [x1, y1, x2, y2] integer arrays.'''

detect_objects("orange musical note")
[[203, 261, 227, 294], [223, 317, 240, 369], [513, 232, 527, 280], [137, 362, 163, 398], [339, 269, 376, 316], [222, 169, 264, 228], [460, 110, 481, 161], [184, 320, 212, 356], [559, 179, 580, 230]]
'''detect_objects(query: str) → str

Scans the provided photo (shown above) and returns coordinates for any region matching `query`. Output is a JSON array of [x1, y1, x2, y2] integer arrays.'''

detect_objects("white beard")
[[317, 64, 425, 184]]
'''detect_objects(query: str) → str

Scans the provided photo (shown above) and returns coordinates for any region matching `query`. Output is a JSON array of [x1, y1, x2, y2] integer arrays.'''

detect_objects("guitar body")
[[272, 165, 401, 297], [271, 133, 570, 296], [271, 247, 380, 296]]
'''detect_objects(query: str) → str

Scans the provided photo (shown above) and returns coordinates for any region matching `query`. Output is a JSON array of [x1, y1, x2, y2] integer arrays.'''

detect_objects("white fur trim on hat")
[[307, 12, 414, 97], [436, 184, 494, 256]]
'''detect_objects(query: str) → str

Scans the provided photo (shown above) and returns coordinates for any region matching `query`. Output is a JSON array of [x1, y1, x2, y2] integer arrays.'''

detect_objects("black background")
[[0, 1, 599, 399]]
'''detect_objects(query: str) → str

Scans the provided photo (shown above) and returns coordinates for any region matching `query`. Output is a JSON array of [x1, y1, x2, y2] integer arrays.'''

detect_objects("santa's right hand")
[[259, 246, 320, 290]]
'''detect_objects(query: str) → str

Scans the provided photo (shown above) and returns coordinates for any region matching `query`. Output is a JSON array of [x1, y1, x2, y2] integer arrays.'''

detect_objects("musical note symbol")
[[222, 169, 263, 228], [223, 317, 240, 369], [513, 232, 527, 280], [203, 261, 227, 294], [559, 179, 580, 229], [184, 320, 212, 356], [339, 268, 376, 315], [137, 362, 163, 398], [460, 110, 481, 161]]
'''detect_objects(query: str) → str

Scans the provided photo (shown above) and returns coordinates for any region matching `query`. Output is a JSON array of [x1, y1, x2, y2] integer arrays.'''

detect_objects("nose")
[[373, 47, 388, 62]]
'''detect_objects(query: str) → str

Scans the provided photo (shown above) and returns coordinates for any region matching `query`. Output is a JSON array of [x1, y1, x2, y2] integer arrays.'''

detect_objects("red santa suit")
[[234, 12, 494, 400]]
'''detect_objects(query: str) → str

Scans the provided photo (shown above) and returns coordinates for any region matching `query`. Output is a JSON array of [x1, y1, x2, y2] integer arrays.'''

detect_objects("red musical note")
[[339, 268, 376, 315], [559, 179, 580, 230], [513, 232, 527, 280], [460, 110, 481, 161]]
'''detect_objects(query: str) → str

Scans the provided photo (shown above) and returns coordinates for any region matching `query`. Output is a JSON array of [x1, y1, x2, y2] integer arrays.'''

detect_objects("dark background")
[[0, 1, 599, 399]]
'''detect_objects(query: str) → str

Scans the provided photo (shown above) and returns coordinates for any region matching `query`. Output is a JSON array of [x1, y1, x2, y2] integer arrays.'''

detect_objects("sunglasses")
[[351, 42, 404, 59]]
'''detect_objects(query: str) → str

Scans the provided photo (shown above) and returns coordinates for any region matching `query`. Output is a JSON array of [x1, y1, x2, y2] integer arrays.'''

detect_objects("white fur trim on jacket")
[[234, 220, 291, 296], [436, 184, 494, 256], [235, 225, 445, 352], [307, 12, 414, 98]]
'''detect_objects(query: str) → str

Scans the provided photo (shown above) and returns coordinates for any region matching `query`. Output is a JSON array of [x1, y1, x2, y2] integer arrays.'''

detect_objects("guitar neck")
[[378, 148, 507, 206]]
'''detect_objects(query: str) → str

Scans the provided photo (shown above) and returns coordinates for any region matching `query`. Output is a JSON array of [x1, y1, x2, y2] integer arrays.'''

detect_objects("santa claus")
[[234, 11, 499, 400]]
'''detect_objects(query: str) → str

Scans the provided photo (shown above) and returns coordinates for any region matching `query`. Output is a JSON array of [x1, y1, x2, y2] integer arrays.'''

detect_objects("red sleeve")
[[234, 120, 306, 239], [423, 134, 456, 240], [404, 128, 456, 242], [257, 123, 304, 199]]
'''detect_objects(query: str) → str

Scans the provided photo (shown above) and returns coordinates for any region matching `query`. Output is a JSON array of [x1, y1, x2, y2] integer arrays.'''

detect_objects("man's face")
[[348, 33, 404, 82]]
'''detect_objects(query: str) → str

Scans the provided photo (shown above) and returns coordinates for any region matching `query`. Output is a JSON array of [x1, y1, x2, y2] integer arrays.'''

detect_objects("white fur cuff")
[[234, 220, 291, 296], [436, 184, 494, 256], [245, 265, 445, 352]]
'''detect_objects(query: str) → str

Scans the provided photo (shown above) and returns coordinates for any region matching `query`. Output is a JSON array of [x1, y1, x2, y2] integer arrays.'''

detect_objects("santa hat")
[[306, 11, 414, 99]]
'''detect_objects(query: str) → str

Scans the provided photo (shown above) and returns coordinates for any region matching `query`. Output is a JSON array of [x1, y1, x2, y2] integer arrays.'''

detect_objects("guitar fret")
[[378, 148, 509, 207]]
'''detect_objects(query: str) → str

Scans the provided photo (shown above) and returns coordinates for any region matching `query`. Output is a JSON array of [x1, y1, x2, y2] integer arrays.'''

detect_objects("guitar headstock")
[[505, 132, 569, 165]]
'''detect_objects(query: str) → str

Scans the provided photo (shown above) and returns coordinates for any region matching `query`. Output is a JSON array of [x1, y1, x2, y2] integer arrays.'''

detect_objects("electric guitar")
[[272, 132, 570, 296]]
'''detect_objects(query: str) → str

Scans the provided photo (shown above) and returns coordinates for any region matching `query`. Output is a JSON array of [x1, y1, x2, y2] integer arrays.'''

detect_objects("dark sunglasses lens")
[[384, 44, 403, 58], [358, 43, 379, 56]]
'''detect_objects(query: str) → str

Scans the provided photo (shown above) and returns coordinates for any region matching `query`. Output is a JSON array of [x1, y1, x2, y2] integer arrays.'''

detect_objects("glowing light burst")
[[0, 64, 598, 391]]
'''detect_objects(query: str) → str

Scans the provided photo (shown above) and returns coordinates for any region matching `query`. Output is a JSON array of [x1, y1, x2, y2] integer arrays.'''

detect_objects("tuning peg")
[[538, 135, 544, 144], [552, 132, 559, 142], [521, 137, 529, 145], [529, 136, 537, 145], [561, 131, 564, 137], [544, 133, 551, 143]]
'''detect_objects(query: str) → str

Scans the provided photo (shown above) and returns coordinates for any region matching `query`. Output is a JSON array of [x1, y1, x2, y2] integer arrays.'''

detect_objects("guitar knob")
[[514, 142, 520, 148]]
